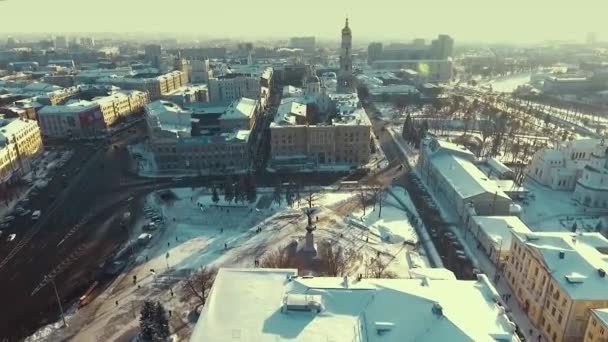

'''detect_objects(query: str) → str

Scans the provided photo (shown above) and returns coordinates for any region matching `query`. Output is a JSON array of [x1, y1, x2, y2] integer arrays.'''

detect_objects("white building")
[[207, 66, 273, 104], [468, 216, 532, 264], [573, 149, 608, 208], [419, 138, 513, 220], [191, 268, 520, 342], [189, 58, 213, 83], [528, 139, 606, 192]]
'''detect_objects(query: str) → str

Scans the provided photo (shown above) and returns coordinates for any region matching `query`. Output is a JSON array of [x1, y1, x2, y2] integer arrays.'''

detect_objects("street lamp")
[[45, 276, 67, 327]]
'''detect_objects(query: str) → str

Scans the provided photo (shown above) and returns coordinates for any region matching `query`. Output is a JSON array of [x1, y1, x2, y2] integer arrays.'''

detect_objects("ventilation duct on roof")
[[599, 268, 606, 278]]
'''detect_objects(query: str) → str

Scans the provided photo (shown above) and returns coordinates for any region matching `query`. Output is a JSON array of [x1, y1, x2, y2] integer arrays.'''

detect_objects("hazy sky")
[[1, 0, 606, 43]]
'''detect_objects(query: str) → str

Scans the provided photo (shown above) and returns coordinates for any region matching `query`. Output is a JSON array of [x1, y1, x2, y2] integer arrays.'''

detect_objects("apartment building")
[[91, 91, 148, 126], [97, 71, 187, 100], [0, 118, 43, 187], [504, 231, 608, 342], [144, 100, 251, 173], [38, 101, 105, 138], [270, 97, 371, 168], [207, 66, 273, 104], [584, 309, 608, 342]]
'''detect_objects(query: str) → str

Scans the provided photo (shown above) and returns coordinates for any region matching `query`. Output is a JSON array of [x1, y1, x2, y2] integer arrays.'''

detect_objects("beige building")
[[0, 118, 43, 187], [467, 216, 531, 264], [504, 231, 608, 342], [92, 91, 148, 126], [98, 71, 187, 100], [270, 100, 371, 168], [584, 309, 608, 342]]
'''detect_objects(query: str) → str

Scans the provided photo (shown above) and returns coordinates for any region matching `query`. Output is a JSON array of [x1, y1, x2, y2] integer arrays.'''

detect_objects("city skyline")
[[0, 0, 605, 44]]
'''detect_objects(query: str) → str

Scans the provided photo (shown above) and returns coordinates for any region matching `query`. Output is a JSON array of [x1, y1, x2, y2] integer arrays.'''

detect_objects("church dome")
[[341, 18, 351, 35]]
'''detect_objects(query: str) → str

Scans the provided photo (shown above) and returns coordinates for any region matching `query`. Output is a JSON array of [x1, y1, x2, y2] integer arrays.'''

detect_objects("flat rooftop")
[[191, 268, 520, 342]]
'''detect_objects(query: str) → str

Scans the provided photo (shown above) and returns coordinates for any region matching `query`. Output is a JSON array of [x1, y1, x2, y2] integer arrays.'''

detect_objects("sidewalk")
[[388, 131, 539, 341]]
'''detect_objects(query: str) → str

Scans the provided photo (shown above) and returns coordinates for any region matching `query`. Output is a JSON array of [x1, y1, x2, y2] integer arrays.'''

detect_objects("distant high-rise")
[[289, 37, 316, 53], [367, 42, 383, 65], [430, 34, 454, 60], [55, 36, 68, 50], [337, 18, 354, 92], [587, 32, 598, 46], [6, 36, 17, 48], [144, 44, 162, 69]]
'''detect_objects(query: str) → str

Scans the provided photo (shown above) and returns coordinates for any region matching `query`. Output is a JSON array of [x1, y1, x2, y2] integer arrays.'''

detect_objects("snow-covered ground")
[[486, 74, 531, 93], [31, 186, 424, 341], [519, 179, 606, 231]]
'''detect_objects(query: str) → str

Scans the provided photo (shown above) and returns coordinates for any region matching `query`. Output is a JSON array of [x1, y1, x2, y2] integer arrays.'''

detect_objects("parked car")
[[31, 210, 41, 220], [7, 234, 16, 242]]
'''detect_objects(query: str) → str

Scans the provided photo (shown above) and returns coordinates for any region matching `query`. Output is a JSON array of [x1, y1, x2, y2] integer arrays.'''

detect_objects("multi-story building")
[[144, 44, 162, 69], [208, 73, 263, 103], [419, 138, 513, 220], [270, 92, 371, 168], [371, 59, 453, 83], [190, 268, 521, 342], [189, 58, 213, 83], [219, 97, 259, 131], [0, 118, 43, 188], [527, 139, 608, 208], [289, 36, 316, 52], [430, 34, 454, 59], [144, 100, 251, 173], [54, 36, 68, 50], [584, 309, 608, 342], [367, 42, 383, 65], [504, 231, 608, 342], [97, 71, 187, 100], [38, 101, 105, 138]]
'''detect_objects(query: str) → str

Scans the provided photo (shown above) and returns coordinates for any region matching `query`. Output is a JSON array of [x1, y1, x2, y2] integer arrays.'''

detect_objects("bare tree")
[[358, 188, 367, 216], [370, 186, 384, 218], [259, 247, 306, 271], [365, 256, 397, 279], [182, 266, 218, 306], [306, 190, 318, 209], [318, 244, 358, 276]]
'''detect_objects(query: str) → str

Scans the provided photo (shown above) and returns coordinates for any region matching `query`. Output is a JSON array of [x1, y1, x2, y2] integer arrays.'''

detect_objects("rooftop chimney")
[[599, 268, 606, 278], [559, 251, 565, 259]]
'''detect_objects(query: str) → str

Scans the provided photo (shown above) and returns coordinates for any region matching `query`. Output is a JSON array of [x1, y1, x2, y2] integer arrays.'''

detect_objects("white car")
[[7, 233, 16, 242]]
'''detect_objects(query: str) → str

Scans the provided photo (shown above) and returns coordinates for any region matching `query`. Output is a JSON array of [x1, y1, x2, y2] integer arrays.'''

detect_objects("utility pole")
[[47, 277, 67, 327]]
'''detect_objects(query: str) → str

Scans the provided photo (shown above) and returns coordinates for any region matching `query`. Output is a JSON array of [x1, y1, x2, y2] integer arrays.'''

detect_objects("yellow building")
[[584, 309, 608, 342], [504, 231, 608, 342], [0, 118, 43, 186]]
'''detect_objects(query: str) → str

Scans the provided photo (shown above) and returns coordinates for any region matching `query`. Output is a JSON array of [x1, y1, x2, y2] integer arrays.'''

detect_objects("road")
[[361, 99, 477, 280], [0, 121, 165, 341]]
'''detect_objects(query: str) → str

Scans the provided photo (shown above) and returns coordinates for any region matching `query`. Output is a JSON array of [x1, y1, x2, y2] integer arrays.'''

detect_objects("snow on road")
[[32, 187, 424, 341]]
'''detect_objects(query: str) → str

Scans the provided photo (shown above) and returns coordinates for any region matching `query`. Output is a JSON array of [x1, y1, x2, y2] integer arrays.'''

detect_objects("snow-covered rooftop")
[[220, 97, 258, 121], [38, 100, 99, 115], [145, 100, 192, 133], [191, 268, 520, 342], [514, 231, 608, 300], [430, 153, 511, 201], [272, 100, 307, 126], [593, 308, 608, 327], [472, 216, 531, 252]]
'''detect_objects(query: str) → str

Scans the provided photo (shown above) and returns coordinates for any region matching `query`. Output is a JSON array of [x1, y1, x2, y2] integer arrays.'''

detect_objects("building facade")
[[38, 101, 105, 138], [584, 309, 608, 342], [0, 118, 43, 187], [504, 231, 608, 342]]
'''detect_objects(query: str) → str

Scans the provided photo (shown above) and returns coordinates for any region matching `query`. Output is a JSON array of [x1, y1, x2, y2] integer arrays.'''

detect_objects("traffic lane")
[[0, 145, 95, 258]]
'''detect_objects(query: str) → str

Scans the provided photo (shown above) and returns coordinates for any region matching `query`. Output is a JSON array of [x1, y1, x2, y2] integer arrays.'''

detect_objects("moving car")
[[31, 210, 41, 220]]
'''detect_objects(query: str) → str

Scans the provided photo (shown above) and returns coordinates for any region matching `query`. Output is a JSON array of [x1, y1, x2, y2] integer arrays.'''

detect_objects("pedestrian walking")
[[175, 236, 178, 242], [167, 242, 170, 247], [115, 300, 119, 306], [224, 243, 228, 250], [538, 334, 542, 342], [170, 288, 174, 297], [169, 310, 172, 317]]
